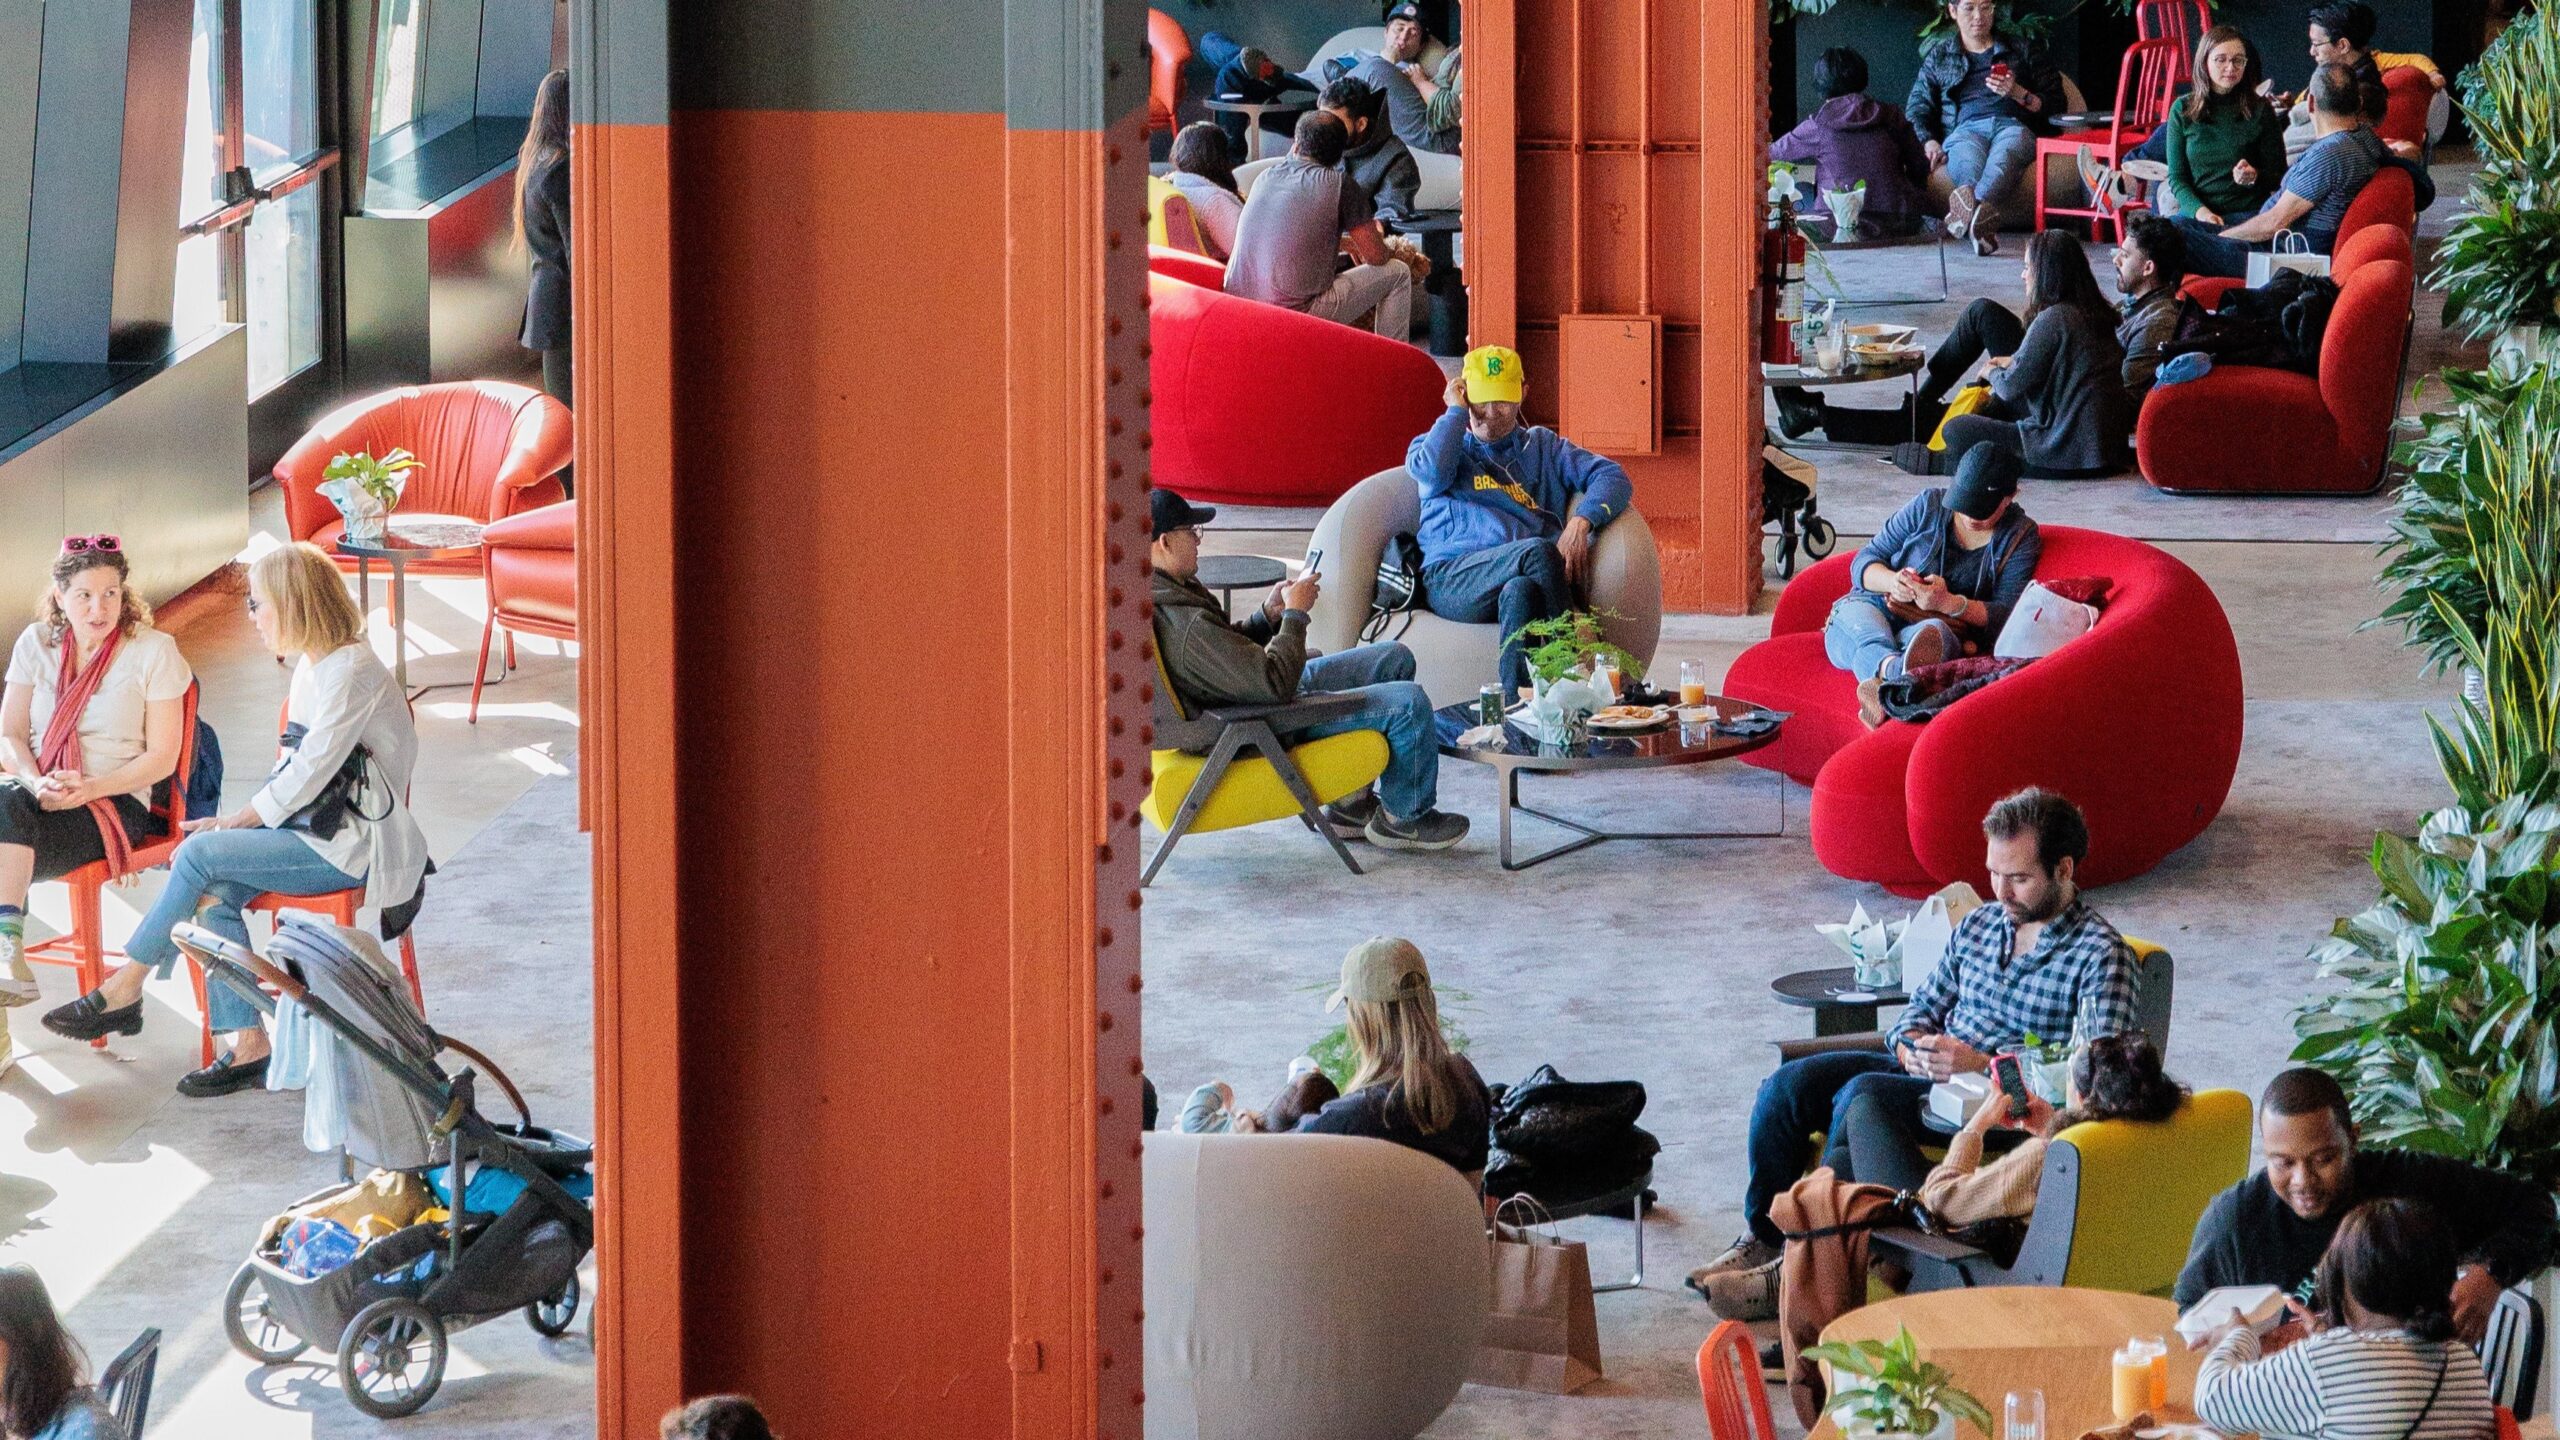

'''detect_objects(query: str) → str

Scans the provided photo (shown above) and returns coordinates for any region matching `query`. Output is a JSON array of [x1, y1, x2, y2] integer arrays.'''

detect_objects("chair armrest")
[[1774, 1032, 1893, 1063], [1198, 692, 1366, 728], [1868, 1225, 1988, 1266]]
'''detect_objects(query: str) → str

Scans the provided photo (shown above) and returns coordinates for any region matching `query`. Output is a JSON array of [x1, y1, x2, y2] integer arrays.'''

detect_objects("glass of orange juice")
[[2141, 1335, 2169, 1410], [2109, 1345, 2151, 1423], [1678, 659, 1708, 708]]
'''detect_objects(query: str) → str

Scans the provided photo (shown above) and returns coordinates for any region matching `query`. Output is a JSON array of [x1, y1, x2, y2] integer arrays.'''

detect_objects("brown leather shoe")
[[1857, 675, 1887, 730]]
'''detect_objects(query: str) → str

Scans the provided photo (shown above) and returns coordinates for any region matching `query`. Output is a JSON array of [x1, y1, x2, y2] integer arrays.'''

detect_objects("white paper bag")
[[1898, 883, 1982, 996], [2245, 230, 2330, 287], [1993, 582, 2099, 659]]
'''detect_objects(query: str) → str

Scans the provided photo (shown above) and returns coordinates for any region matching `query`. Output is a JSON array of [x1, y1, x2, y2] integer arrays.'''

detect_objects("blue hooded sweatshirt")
[[1406, 406, 1635, 569]]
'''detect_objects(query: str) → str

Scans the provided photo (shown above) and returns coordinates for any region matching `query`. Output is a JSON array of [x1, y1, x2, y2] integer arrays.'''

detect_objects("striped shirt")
[[2197, 1326, 2496, 1440]]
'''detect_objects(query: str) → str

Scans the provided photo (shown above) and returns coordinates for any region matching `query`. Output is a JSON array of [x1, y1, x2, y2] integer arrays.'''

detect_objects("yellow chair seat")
[[1142, 731, 1390, 836]]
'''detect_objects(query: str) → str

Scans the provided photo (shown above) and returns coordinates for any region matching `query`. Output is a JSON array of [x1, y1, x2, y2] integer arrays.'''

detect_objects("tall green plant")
[[2434, 7, 2560, 339], [2369, 365, 2531, 677]]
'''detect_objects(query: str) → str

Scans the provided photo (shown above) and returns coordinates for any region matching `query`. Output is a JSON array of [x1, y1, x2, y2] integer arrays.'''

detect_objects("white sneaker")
[[1692, 1232, 1782, 1278], [1700, 1260, 1782, 1321]]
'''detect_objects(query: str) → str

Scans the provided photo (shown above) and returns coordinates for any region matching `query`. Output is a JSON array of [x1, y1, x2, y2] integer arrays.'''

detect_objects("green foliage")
[[2461, 8, 2558, 208], [1504, 610, 1645, 689], [319, 449, 422, 510], [2368, 365, 2532, 677], [1804, 1327, 1994, 1439], [2291, 797, 2560, 1189], [2431, 201, 2560, 341], [2434, 8, 2560, 340], [1304, 984, 1472, 1092]]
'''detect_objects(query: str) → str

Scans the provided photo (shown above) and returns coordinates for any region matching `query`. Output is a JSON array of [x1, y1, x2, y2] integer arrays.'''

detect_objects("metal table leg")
[[1494, 763, 1789, 871], [386, 555, 409, 695]]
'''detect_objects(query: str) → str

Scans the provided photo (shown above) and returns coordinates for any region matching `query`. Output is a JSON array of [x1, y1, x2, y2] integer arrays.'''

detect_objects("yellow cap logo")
[[1463, 345, 1525, 404]]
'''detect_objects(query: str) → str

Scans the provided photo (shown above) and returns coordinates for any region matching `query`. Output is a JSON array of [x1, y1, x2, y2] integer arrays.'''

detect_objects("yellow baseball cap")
[[1462, 345, 1525, 404]]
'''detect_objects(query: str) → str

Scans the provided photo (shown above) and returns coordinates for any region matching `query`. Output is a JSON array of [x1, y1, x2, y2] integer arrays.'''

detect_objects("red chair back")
[[2336, 164, 2417, 253], [271, 382, 573, 547], [2377, 67, 2433, 151], [2498, 1407, 2521, 1440], [2319, 253, 2415, 481], [1147, 9, 1190, 133], [2136, 0, 2213, 81], [2109, 37, 2185, 148], [1698, 1321, 1780, 1440]]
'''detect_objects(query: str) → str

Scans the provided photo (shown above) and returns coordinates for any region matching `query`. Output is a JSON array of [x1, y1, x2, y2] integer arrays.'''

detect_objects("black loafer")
[[40, 990, 144, 1042], [176, 1053, 269, 1099]]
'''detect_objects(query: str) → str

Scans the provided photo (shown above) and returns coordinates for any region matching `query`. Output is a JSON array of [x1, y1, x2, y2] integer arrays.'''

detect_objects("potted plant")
[[317, 449, 423, 545], [1804, 1326, 1993, 1440], [2436, 8, 2560, 361], [1505, 610, 1645, 745], [2015, 1032, 2072, 1105]]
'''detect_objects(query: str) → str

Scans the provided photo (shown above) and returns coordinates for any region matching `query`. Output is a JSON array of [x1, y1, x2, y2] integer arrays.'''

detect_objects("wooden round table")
[[1810, 1289, 2203, 1440]]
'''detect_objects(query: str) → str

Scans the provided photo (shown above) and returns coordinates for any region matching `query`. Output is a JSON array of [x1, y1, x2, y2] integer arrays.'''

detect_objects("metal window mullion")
[[220, 0, 249, 326]]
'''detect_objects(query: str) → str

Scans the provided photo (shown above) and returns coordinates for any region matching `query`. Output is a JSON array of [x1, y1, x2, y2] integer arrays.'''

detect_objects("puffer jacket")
[[1905, 32, 2066, 144], [1150, 569, 1306, 715]]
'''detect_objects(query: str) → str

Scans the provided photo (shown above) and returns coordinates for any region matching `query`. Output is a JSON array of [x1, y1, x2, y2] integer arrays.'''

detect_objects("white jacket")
[[249, 644, 429, 911]]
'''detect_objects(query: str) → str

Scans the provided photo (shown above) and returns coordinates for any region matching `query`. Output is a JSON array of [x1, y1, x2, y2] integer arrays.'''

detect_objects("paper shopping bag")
[[1467, 1218, 1604, 1394], [1897, 882, 1981, 997], [2245, 230, 2330, 287]]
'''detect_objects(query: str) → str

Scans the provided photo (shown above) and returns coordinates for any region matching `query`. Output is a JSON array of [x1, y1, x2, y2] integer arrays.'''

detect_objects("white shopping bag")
[[2245, 230, 2330, 287], [1898, 883, 1982, 996]]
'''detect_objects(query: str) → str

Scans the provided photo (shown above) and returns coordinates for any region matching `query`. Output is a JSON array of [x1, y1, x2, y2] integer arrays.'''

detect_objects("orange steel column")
[[574, 0, 1144, 1435], [1467, 0, 1766, 614]]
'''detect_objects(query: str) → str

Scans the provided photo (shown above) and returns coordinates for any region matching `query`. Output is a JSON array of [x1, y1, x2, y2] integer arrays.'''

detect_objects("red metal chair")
[[1697, 1321, 1780, 1440], [271, 382, 573, 579], [2136, 0, 2214, 84], [1147, 9, 1190, 136], [2037, 37, 2184, 242], [472, 500, 576, 723], [23, 684, 200, 1050]]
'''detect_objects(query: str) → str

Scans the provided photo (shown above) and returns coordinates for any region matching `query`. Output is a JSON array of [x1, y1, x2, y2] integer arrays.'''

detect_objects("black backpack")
[[1362, 532, 1427, 644], [2164, 269, 2339, 376]]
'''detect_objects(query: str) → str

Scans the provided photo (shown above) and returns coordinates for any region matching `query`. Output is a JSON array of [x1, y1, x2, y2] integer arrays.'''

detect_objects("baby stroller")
[[1763, 446, 1837, 578], [177, 917, 594, 1419]]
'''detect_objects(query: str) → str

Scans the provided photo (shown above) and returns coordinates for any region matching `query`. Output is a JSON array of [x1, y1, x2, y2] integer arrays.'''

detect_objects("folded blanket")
[[1877, 655, 2034, 723]]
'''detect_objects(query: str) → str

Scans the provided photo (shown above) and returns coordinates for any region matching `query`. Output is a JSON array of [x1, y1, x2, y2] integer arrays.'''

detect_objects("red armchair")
[[1149, 244, 1229, 290], [2376, 67, 2433, 154], [1723, 527, 2243, 896], [2141, 224, 2413, 495], [1148, 272, 1445, 507], [474, 500, 577, 722], [1148, 9, 1190, 135], [273, 381, 573, 577]]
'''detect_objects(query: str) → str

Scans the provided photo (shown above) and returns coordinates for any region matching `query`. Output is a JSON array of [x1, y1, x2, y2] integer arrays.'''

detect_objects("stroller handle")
[[173, 923, 304, 1008]]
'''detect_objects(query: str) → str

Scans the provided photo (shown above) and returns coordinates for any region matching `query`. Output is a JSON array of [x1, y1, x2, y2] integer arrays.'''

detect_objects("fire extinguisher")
[[1761, 191, 1804, 365]]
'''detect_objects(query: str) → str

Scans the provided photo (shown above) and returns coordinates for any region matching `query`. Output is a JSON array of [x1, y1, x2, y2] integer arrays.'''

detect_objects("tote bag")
[[1467, 1198, 1604, 1394]]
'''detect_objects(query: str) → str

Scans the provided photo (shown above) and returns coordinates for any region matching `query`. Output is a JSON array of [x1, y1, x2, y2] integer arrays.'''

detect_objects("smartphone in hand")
[[1992, 1053, 2031, 1108]]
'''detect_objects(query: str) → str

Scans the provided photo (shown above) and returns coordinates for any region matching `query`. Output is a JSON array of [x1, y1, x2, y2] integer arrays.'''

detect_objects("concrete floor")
[[1164, 163, 2477, 1439]]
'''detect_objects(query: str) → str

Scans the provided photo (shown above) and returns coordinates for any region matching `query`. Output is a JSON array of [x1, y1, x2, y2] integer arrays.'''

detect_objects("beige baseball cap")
[[1326, 936, 1432, 1012]]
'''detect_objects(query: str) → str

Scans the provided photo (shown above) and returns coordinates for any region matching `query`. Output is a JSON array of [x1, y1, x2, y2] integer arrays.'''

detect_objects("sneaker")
[[1945, 184, 1979, 239], [1692, 1233, 1782, 1279], [1891, 441, 1938, 476], [1366, 807, 1469, 851], [1322, 789, 1381, 839], [1700, 1260, 1781, 1321], [1902, 622, 1954, 672], [2122, 158, 2169, 184], [2075, 143, 2120, 209]]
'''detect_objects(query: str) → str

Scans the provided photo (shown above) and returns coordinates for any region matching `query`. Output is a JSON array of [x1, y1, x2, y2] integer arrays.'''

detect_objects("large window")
[[371, 0, 428, 139], [173, 0, 336, 400]]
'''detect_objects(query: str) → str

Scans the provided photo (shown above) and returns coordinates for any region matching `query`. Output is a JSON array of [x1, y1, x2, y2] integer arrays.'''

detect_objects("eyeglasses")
[[60, 534, 120, 556]]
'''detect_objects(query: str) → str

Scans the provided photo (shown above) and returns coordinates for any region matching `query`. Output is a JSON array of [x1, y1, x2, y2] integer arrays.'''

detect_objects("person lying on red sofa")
[[1821, 445, 2042, 696]]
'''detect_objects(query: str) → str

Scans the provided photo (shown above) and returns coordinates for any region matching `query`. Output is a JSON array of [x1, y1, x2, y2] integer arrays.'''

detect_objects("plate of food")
[[1854, 342, 1921, 364], [1588, 704, 1671, 731], [1843, 322, 1917, 347]]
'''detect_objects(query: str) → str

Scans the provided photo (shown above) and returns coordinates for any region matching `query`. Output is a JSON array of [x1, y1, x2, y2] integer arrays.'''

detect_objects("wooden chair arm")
[[1774, 1032, 1894, 1063]]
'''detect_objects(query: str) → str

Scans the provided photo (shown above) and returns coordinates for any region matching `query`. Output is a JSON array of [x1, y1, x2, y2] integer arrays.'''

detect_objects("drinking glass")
[[1678, 659, 1708, 708], [2139, 1335, 2169, 1410], [2005, 1389, 2046, 1440], [1814, 323, 1847, 374], [2109, 1345, 2150, 1423]]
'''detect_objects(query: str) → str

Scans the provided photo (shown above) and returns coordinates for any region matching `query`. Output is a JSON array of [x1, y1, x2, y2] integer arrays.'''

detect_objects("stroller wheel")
[[528, 1270, 580, 1338], [339, 1297, 447, 1419], [223, 1263, 309, 1364], [1804, 515, 1838, 556]]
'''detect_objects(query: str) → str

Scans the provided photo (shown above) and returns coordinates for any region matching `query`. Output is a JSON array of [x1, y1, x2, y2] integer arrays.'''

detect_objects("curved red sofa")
[[1148, 270, 1445, 507], [1723, 527, 2243, 896], [2174, 165, 2413, 313], [2142, 224, 2413, 495], [2376, 67, 2432, 153]]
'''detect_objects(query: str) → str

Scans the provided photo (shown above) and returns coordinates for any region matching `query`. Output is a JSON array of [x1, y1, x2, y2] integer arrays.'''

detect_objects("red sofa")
[[1722, 527, 2243, 896], [1148, 270, 1445, 507], [2142, 223, 2413, 495], [2376, 66, 2433, 154]]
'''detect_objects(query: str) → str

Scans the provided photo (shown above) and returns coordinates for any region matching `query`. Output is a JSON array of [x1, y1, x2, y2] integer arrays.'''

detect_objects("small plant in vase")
[[1804, 1326, 1993, 1440], [317, 449, 422, 544], [2016, 1031, 2073, 1105], [1505, 610, 1645, 745]]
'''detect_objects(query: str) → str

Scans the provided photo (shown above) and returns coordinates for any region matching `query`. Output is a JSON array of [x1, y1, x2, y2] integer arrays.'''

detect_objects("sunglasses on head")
[[60, 534, 120, 556]]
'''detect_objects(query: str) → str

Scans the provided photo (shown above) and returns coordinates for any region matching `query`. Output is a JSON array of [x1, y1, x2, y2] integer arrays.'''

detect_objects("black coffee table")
[[1769, 964, 1911, 1037], [1433, 698, 1787, 871], [1195, 553, 1289, 615]]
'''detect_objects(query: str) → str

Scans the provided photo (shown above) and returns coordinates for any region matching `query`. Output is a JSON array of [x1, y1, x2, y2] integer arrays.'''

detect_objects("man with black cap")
[[1148, 490, 1469, 851], [1350, 4, 1462, 155], [1821, 444, 2041, 687]]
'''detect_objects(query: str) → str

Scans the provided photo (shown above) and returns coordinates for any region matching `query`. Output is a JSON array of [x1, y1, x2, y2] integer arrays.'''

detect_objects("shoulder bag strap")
[[2389, 1347, 2450, 1440]]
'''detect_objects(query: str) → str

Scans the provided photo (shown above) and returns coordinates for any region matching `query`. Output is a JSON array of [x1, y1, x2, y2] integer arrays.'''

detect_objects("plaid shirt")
[[1886, 896, 2138, 1056]]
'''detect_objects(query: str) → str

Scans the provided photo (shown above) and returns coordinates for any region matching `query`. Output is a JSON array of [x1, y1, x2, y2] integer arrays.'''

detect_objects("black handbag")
[[1489, 1064, 1649, 1159], [273, 723, 389, 841], [1363, 531, 1428, 643]]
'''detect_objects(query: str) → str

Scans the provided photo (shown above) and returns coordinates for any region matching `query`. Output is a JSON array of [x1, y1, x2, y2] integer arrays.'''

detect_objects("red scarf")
[[36, 629, 136, 876]]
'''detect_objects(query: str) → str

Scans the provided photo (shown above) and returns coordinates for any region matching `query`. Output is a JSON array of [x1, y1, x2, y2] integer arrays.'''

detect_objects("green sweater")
[[2163, 94, 2289, 221]]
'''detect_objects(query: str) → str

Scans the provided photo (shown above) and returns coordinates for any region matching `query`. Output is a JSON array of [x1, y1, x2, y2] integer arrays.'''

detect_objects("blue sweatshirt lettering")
[[1406, 407, 1636, 568]]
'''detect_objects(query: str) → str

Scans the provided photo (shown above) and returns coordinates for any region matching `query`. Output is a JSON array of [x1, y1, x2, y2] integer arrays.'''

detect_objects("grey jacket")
[[2116, 285, 2183, 401], [1989, 303, 2131, 474], [1905, 32, 2066, 145], [1342, 126, 1421, 222], [1151, 570, 1307, 714]]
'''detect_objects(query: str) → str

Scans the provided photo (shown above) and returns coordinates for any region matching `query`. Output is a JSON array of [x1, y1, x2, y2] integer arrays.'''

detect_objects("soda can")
[[1478, 684, 1506, 728]]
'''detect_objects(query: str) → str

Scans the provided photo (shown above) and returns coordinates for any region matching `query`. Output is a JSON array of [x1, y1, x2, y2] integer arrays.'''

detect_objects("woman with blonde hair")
[[1292, 936, 1489, 1175], [46, 543, 428, 1100]]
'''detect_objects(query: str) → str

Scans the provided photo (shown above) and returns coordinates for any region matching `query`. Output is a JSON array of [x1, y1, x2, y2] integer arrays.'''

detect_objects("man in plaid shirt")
[[1691, 788, 2141, 1321]]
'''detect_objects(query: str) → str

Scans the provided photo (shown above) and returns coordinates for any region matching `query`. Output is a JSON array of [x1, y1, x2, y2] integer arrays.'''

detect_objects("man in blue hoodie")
[[1409, 346, 1636, 695]]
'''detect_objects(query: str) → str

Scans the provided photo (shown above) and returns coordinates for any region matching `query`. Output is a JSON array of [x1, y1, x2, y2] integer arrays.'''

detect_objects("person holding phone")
[[1818, 445, 2040, 688], [1146, 490, 1468, 851], [1696, 788, 2141, 1321], [1905, 0, 2065, 255]]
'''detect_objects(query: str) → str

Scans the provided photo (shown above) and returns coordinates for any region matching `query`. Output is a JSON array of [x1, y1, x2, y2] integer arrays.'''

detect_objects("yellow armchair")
[[1141, 655, 1390, 885]]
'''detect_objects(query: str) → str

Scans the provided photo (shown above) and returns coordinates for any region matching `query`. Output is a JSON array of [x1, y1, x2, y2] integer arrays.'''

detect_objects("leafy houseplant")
[[2435, 7, 2560, 351], [316, 449, 423, 544], [2366, 365, 2530, 680], [1804, 1326, 1993, 1440], [1505, 610, 1644, 690]]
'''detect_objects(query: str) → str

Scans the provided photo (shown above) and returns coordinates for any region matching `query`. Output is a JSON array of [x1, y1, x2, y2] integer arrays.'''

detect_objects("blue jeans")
[[1422, 537, 1574, 694], [1822, 594, 1963, 681], [1744, 1049, 1933, 1246], [124, 829, 364, 1034], [1944, 116, 2039, 221], [2169, 214, 2265, 280], [1285, 643, 1440, 820]]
